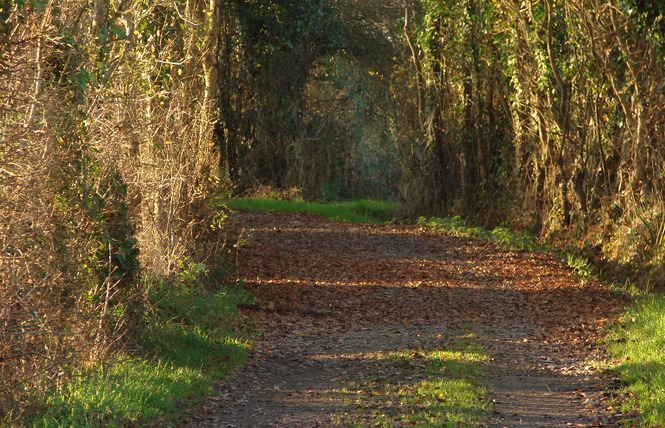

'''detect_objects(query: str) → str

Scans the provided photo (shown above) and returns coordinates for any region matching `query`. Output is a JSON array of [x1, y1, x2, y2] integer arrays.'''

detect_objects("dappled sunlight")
[[196, 212, 626, 427], [239, 213, 621, 341]]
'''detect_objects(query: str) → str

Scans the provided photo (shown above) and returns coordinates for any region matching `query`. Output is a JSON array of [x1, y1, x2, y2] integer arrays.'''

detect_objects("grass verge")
[[28, 277, 253, 427], [419, 216, 599, 282], [421, 215, 665, 426], [224, 198, 398, 224], [417, 216, 542, 252], [608, 294, 665, 426], [334, 333, 491, 427]]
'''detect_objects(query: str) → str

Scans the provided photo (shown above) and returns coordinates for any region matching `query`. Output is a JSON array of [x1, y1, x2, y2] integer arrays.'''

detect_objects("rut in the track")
[[183, 212, 625, 427]]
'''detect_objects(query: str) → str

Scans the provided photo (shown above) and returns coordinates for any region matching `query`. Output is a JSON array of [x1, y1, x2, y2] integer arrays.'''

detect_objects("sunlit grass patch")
[[224, 198, 398, 224], [418, 216, 484, 239], [418, 216, 541, 252], [34, 358, 206, 427], [609, 295, 665, 426], [334, 336, 490, 427], [29, 282, 253, 427]]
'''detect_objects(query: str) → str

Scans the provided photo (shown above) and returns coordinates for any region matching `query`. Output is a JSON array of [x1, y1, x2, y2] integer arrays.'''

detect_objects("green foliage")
[[27, 273, 253, 427], [418, 216, 483, 238], [227, 0, 345, 189], [144, 275, 252, 371], [609, 295, 665, 426], [173, 257, 209, 294], [565, 253, 595, 282], [32, 359, 206, 427], [87, 170, 140, 287], [238, 0, 343, 61], [416, 0, 512, 217], [418, 216, 542, 252], [225, 198, 398, 224], [623, 0, 665, 37], [489, 227, 540, 252]]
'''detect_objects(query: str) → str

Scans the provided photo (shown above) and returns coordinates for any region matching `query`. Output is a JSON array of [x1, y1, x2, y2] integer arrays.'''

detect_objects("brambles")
[[1, 0, 221, 422]]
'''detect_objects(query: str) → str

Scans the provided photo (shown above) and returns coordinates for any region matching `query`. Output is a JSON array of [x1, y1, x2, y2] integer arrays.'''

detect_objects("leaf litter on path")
[[182, 212, 627, 427]]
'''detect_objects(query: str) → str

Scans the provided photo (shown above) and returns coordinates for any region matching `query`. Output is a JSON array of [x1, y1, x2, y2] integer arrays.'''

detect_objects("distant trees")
[[217, 0, 345, 191], [216, 0, 401, 200]]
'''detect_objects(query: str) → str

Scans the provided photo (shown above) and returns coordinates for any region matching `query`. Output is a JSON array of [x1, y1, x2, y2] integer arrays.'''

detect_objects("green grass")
[[29, 278, 253, 427], [419, 216, 603, 284], [334, 334, 491, 427], [609, 294, 665, 426], [417, 216, 542, 252], [224, 198, 398, 224], [33, 358, 207, 427]]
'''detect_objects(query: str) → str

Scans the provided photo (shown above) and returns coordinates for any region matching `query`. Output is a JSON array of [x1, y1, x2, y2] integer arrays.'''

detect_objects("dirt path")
[[183, 212, 626, 427]]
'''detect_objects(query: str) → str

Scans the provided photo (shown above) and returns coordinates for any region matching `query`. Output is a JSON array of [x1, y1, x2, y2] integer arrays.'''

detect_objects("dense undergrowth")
[[26, 274, 253, 428]]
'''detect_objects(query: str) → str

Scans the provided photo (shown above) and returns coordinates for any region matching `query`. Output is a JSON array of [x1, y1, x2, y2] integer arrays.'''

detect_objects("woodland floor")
[[182, 212, 628, 427]]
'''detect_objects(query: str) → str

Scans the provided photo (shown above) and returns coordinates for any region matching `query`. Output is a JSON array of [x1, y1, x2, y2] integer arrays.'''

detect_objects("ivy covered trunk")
[[401, 0, 665, 281]]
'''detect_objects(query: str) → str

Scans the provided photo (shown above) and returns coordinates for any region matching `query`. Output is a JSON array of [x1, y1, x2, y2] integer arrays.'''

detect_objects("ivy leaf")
[[71, 68, 90, 90], [30, 0, 45, 13], [110, 22, 128, 40]]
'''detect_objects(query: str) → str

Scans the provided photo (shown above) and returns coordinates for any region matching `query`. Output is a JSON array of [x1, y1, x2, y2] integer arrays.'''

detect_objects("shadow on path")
[[183, 212, 626, 427]]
